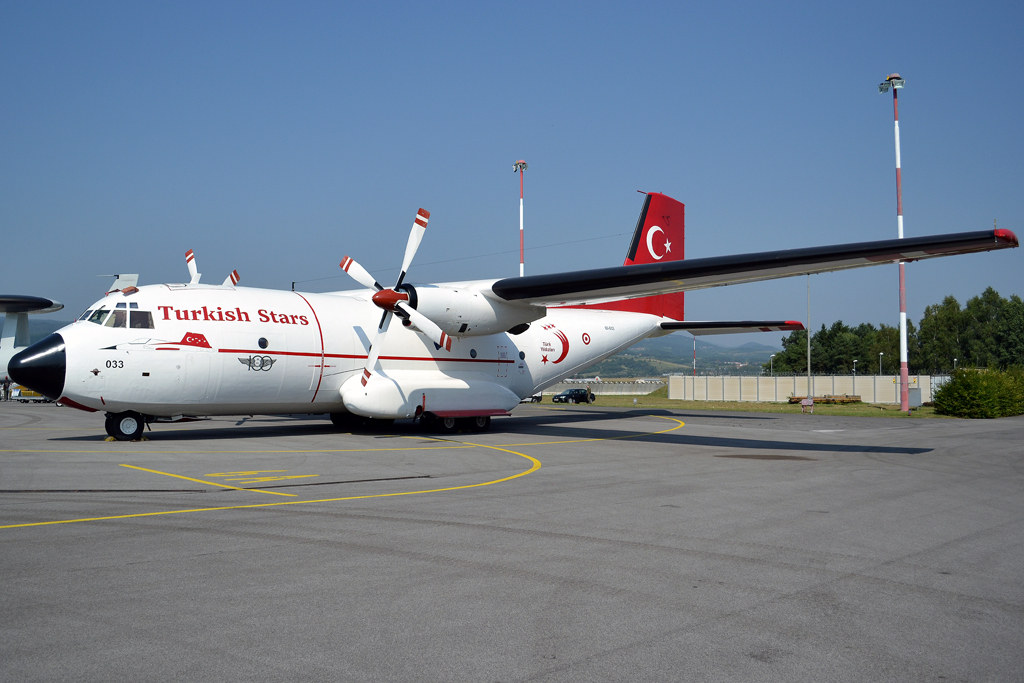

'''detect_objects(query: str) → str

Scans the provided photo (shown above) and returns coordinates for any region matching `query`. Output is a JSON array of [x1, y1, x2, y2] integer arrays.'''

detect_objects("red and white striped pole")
[[514, 160, 528, 276], [880, 74, 909, 413]]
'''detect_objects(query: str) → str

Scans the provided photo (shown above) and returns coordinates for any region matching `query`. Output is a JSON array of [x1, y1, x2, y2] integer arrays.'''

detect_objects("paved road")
[[2, 402, 1022, 682]]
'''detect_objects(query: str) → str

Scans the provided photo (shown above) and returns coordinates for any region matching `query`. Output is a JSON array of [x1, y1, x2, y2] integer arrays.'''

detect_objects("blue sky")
[[2, 1, 1021, 346]]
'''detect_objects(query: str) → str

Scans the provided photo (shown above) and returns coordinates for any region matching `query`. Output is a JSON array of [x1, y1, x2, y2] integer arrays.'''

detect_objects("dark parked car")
[[552, 388, 595, 404]]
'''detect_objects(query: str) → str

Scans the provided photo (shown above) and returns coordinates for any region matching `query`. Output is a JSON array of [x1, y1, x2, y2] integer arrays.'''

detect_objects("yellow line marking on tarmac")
[[0, 445, 477, 454], [1, 443, 539, 529], [0, 415, 685, 530], [118, 465, 296, 497]]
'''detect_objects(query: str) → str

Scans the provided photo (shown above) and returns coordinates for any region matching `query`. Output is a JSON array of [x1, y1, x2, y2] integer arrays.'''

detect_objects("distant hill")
[[1, 317, 77, 346], [585, 333, 782, 378]]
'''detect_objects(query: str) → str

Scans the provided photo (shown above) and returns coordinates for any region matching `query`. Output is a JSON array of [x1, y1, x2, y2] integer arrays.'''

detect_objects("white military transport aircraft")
[[9, 192, 1018, 439]]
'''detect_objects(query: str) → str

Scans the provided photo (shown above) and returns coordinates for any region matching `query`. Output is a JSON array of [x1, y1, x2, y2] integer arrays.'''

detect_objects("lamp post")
[[853, 359, 858, 375], [954, 358, 958, 370], [853, 359, 857, 395], [879, 73, 910, 413], [770, 354, 775, 377], [513, 160, 528, 276], [879, 352, 884, 375]]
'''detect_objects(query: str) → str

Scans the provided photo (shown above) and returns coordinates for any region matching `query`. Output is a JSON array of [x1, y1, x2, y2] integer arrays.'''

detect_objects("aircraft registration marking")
[[0, 416, 685, 530]]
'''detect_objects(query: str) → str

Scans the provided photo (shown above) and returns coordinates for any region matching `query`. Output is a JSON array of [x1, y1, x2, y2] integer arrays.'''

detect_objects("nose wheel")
[[105, 411, 146, 441]]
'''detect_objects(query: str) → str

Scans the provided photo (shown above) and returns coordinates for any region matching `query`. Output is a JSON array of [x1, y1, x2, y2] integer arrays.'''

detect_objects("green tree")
[[994, 295, 1024, 368], [769, 328, 810, 373], [963, 287, 1006, 367], [916, 295, 966, 372]]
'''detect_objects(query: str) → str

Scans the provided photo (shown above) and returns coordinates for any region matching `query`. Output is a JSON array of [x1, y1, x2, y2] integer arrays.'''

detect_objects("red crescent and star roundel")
[[646, 225, 671, 261], [540, 324, 569, 364]]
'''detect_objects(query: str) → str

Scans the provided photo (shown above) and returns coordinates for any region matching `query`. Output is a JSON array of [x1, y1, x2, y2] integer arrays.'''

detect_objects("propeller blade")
[[396, 302, 452, 352], [222, 269, 240, 286], [185, 249, 201, 284], [396, 208, 429, 287], [340, 256, 383, 291], [361, 310, 393, 386]]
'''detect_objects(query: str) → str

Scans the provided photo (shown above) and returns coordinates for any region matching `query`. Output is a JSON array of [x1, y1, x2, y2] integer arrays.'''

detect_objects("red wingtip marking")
[[784, 321, 805, 330], [414, 217, 428, 228], [994, 228, 1019, 247], [417, 208, 430, 219], [340, 256, 352, 271]]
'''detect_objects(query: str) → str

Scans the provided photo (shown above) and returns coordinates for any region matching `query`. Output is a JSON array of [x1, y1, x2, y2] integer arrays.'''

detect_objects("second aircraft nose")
[[9, 333, 66, 400]]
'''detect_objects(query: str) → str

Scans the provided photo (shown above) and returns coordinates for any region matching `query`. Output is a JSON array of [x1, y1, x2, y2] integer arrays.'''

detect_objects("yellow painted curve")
[[0, 416, 684, 530]]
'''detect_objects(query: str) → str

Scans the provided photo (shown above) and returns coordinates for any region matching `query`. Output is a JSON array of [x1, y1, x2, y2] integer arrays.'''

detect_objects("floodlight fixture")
[[878, 73, 906, 93]]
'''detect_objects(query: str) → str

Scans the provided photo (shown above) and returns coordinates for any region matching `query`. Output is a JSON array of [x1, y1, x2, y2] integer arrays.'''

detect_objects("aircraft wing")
[[660, 320, 804, 335], [489, 229, 1018, 307]]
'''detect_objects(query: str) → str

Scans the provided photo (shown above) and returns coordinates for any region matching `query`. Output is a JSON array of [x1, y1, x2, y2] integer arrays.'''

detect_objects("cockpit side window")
[[105, 310, 128, 328], [87, 309, 110, 325], [130, 311, 155, 329], [79, 310, 93, 321]]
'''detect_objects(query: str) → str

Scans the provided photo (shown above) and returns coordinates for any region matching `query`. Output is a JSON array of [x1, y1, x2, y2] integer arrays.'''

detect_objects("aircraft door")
[[183, 353, 211, 403], [496, 345, 509, 378]]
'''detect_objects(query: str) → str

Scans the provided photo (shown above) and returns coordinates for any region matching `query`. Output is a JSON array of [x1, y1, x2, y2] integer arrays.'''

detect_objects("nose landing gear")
[[105, 411, 147, 441]]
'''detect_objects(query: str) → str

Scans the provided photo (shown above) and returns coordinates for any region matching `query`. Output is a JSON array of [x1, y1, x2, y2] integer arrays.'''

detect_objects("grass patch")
[[563, 386, 942, 418]]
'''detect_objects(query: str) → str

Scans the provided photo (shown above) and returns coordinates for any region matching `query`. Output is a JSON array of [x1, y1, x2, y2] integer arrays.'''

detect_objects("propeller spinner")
[[340, 208, 452, 387]]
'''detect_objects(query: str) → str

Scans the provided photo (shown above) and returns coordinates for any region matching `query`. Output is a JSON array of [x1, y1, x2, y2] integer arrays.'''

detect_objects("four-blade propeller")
[[340, 208, 452, 386]]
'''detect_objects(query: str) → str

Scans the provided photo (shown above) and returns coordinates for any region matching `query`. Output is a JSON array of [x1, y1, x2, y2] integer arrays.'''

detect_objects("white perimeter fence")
[[667, 375, 950, 404]]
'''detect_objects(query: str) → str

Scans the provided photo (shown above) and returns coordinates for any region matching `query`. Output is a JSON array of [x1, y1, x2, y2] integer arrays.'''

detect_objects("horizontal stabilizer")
[[661, 320, 804, 336], [491, 229, 1018, 306]]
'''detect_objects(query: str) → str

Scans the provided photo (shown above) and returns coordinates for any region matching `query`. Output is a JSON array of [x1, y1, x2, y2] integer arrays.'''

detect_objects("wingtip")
[[994, 228, 1019, 247]]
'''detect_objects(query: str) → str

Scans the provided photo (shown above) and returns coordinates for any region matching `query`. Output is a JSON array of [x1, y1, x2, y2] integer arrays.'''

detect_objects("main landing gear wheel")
[[466, 415, 490, 432], [105, 411, 146, 441]]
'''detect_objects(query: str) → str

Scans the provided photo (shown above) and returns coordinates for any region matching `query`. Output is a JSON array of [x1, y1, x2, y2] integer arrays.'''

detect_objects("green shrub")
[[934, 367, 1024, 418]]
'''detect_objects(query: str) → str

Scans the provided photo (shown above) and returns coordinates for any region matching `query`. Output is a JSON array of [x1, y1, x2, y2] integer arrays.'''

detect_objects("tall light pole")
[[513, 160, 528, 276], [879, 351, 884, 375], [879, 73, 910, 413], [807, 275, 812, 402], [770, 354, 775, 377], [853, 359, 858, 375]]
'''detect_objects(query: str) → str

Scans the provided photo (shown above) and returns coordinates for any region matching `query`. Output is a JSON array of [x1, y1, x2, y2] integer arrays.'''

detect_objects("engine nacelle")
[[402, 284, 543, 337]]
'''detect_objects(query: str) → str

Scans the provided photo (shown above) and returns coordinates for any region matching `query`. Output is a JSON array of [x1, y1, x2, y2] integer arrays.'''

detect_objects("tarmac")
[[2, 401, 1022, 682]]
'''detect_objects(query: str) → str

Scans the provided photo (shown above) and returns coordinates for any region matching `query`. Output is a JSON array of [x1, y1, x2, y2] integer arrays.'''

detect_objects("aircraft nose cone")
[[9, 333, 66, 400]]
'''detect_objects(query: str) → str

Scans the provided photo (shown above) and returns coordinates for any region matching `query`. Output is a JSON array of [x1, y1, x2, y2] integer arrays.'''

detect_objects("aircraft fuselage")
[[52, 283, 659, 418]]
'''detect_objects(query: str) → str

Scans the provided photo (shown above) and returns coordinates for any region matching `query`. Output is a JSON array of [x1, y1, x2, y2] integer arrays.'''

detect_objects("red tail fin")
[[570, 192, 686, 319]]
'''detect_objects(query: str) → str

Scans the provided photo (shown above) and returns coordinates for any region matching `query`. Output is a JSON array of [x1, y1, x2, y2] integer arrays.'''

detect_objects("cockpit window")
[[105, 310, 128, 328], [130, 311, 155, 329], [79, 310, 93, 321], [87, 309, 110, 325]]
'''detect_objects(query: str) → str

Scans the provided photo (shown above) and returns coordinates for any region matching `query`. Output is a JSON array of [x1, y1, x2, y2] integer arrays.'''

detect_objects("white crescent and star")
[[646, 226, 671, 260]]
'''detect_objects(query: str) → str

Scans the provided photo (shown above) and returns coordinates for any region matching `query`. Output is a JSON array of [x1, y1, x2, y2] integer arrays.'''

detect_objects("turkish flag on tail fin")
[[625, 192, 685, 266], [569, 192, 686, 319]]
